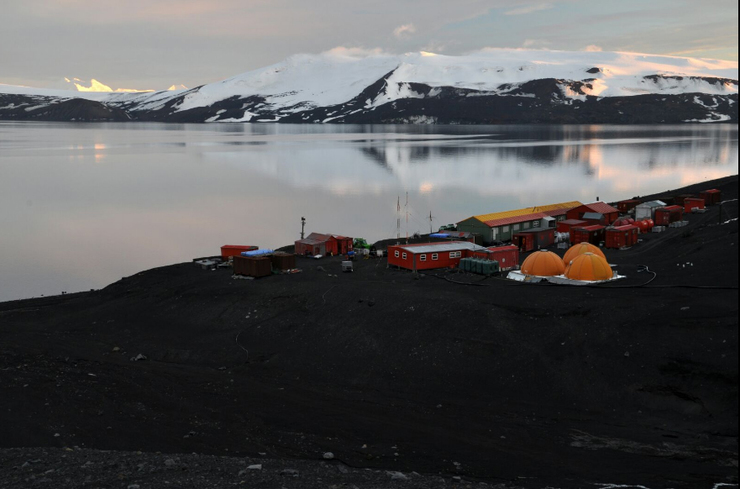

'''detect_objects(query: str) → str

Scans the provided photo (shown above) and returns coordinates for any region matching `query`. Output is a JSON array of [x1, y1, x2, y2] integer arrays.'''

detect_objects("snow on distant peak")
[[174, 48, 737, 113]]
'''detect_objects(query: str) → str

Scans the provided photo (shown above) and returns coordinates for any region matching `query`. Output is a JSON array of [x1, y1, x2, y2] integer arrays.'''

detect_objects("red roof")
[[582, 202, 619, 215], [577, 225, 606, 231]]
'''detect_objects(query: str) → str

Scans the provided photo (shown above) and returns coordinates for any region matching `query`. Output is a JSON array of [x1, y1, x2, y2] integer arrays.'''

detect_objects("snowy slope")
[[1, 49, 737, 124]]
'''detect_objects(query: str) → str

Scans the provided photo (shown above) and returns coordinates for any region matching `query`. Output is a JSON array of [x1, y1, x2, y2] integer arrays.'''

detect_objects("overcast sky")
[[1, 0, 737, 91]]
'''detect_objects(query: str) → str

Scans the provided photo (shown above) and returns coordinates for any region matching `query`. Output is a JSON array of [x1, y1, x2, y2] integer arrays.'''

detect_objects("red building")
[[605, 225, 639, 249], [571, 225, 606, 245], [387, 241, 488, 271], [617, 199, 641, 213], [683, 198, 705, 213], [700, 189, 721, 205], [512, 228, 555, 252], [654, 206, 683, 226], [566, 202, 619, 225], [483, 245, 519, 270], [295, 233, 353, 256]]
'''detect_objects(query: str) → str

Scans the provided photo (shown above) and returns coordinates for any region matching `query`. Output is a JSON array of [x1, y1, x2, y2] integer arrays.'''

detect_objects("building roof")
[[392, 241, 486, 254], [578, 201, 619, 215], [463, 201, 582, 228], [637, 200, 666, 208], [483, 212, 547, 228], [581, 212, 604, 220]]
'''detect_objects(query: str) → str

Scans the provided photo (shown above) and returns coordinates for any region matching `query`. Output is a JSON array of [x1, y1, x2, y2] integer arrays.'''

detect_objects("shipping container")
[[571, 225, 606, 245], [683, 197, 706, 213], [270, 252, 296, 271], [672, 194, 694, 206], [221, 245, 258, 259], [617, 199, 641, 213], [233, 255, 272, 278], [605, 225, 639, 249], [482, 245, 519, 270], [700, 189, 722, 205], [654, 205, 683, 226]]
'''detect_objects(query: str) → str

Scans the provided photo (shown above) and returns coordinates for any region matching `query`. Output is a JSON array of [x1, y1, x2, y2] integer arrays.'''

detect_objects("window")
[[502, 226, 509, 233], [513, 224, 520, 231], [394, 250, 400, 257], [431, 253, 439, 260], [523, 221, 530, 229], [402, 252, 407, 259], [419, 254, 427, 262], [449, 251, 461, 259]]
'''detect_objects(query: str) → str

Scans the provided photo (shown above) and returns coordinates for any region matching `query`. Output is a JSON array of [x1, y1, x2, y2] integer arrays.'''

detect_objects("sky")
[[1, 0, 737, 92]]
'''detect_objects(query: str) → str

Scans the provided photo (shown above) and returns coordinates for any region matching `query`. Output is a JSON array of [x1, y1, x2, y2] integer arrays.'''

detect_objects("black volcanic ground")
[[0, 176, 737, 489]]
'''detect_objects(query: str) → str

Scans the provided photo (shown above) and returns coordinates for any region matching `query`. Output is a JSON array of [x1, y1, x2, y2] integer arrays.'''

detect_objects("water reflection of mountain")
[[215, 126, 737, 196]]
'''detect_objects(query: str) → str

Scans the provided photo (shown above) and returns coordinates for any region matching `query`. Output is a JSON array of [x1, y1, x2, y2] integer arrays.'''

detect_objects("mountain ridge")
[[1, 49, 737, 124]]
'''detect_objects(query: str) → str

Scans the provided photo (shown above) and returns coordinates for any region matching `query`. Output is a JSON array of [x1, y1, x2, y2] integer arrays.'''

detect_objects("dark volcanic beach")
[[1, 175, 737, 489]]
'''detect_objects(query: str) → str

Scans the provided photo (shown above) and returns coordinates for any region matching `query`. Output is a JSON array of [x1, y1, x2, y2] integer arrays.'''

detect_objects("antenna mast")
[[405, 192, 409, 244], [396, 196, 401, 243], [429, 211, 434, 234]]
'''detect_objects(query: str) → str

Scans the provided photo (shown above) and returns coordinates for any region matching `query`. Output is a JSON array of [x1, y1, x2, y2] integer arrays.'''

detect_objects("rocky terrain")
[[0, 175, 737, 488]]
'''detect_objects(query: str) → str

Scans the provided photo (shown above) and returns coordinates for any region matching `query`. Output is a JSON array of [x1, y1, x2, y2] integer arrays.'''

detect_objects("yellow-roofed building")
[[457, 201, 582, 244]]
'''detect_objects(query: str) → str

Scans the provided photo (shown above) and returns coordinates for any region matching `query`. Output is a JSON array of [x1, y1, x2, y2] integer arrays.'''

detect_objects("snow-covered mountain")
[[1, 49, 737, 124]]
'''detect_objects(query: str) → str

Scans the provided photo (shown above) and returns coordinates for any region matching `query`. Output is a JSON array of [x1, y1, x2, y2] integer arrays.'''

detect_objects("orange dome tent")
[[563, 242, 606, 265], [520, 250, 565, 276], [564, 252, 613, 281]]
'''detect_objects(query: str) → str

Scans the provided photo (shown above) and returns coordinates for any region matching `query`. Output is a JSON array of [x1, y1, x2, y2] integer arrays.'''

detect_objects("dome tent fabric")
[[564, 252, 613, 281], [563, 242, 606, 265], [520, 250, 565, 276]]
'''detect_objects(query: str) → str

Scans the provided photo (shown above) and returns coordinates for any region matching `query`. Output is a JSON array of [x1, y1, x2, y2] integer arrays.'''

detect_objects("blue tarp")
[[241, 249, 274, 257], [429, 233, 450, 238]]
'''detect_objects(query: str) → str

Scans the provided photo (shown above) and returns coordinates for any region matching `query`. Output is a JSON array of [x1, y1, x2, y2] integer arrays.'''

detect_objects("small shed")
[[571, 225, 606, 245], [605, 225, 639, 249], [654, 205, 683, 226], [483, 245, 519, 270], [683, 197, 706, 213], [512, 227, 555, 252], [617, 199, 641, 213], [635, 200, 666, 220], [700, 189, 721, 205], [295, 233, 353, 257]]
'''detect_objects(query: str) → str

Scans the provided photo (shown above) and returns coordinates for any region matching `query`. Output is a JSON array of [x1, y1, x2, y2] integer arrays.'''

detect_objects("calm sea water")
[[0, 122, 737, 301]]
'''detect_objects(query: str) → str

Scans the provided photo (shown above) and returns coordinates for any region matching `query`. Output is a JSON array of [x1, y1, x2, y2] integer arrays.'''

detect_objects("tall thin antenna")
[[405, 192, 409, 244], [396, 196, 401, 243], [429, 211, 434, 234], [300, 217, 306, 239]]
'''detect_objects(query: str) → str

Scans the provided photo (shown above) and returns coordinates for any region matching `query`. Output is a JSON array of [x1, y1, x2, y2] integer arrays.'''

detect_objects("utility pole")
[[300, 217, 306, 239]]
